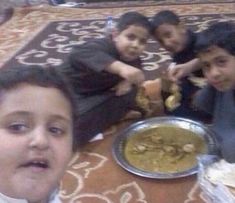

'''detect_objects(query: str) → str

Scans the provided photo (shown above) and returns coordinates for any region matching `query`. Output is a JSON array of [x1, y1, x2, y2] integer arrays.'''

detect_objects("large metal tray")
[[112, 117, 218, 179]]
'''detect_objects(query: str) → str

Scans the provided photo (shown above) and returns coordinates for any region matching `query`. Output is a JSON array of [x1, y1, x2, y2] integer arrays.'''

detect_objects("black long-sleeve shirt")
[[60, 37, 142, 114], [62, 37, 142, 96]]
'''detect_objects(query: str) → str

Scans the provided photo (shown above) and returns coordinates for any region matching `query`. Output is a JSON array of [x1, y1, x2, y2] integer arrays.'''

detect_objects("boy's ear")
[[111, 27, 119, 39], [178, 22, 187, 34]]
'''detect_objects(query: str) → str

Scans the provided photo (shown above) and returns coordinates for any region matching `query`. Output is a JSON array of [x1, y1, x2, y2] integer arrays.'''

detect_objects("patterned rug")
[[1, 4, 235, 79], [76, 0, 235, 8], [0, 2, 234, 203]]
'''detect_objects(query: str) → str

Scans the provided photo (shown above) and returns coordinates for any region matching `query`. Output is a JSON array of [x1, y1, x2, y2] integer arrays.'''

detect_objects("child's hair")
[[151, 10, 180, 30], [195, 21, 235, 56], [0, 65, 79, 151], [116, 11, 153, 34]]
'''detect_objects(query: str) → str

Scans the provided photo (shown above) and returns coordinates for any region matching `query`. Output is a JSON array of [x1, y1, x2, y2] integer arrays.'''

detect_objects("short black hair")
[[0, 65, 79, 152], [195, 21, 235, 56], [151, 10, 180, 30], [116, 11, 153, 34]]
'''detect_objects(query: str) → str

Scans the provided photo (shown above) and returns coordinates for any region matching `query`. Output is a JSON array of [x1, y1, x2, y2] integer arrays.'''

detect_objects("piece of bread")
[[205, 159, 235, 189], [165, 94, 180, 111]]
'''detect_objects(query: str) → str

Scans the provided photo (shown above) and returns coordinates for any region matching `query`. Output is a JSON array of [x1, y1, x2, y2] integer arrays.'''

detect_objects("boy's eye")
[[139, 38, 147, 45], [158, 38, 163, 44], [202, 63, 211, 72], [7, 123, 29, 133], [49, 126, 65, 137], [215, 58, 227, 67], [203, 63, 210, 68], [127, 34, 136, 41], [164, 31, 172, 38]]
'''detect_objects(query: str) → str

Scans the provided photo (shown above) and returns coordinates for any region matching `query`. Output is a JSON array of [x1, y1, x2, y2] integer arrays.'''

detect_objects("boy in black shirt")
[[151, 10, 211, 121], [61, 11, 153, 145]]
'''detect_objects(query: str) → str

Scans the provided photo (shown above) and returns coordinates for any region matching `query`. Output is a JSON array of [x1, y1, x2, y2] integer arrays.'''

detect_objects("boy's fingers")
[[136, 76, 145, 85], [130, 72, 145, 85]]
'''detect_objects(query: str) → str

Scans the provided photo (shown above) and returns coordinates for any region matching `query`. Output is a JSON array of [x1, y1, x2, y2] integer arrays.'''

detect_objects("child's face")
[[0, 84, 73, 202], [154, 23, 188, 54], [198, 45, 235, 91], [113, 25, 149, 61]]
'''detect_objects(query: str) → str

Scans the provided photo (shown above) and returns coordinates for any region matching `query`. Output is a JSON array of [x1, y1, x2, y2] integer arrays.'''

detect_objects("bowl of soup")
[[112, 117, 218, 179]]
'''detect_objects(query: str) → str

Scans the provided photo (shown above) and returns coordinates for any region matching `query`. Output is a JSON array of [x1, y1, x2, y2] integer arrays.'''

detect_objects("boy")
[[61, 11, 153, 145], [194, 21, 235, 163], [151, 10, 211, 122], [0, 65, 79, 202]]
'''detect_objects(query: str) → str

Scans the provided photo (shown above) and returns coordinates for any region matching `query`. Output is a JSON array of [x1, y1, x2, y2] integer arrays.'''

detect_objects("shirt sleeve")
[[194, 85, 216, 114], [69, 39, 117, 72]]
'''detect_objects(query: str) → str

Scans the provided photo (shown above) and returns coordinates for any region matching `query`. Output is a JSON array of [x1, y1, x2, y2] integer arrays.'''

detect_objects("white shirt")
[[0, 190, 61, 203]]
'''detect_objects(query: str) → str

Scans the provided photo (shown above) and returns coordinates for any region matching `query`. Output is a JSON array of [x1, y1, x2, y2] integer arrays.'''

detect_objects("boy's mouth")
[[211, 78, 224, 86], [22, 161, 48, 168], [122, 53, 138, 61], [20, 159, 50, 171], [211, 80, 228, 90]]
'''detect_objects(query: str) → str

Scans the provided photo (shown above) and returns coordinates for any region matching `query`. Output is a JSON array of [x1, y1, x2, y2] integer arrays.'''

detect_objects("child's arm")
[[192, 85, 215, 115], [70, 41, 145, 85], [105, 61, 145, 85], [168, 59, 201, 83], [112, 80, 133, 96]]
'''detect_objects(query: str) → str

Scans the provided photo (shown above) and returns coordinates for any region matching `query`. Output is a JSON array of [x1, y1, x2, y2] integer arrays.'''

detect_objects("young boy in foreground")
[[0, 65, 79, 202], [194, 21, 235, 163], [61, 11, 153, 145]]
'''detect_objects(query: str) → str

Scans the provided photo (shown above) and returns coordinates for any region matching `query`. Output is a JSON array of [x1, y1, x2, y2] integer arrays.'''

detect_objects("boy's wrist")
[[106, 60, 123, 75], [167, 62, 176, 71]]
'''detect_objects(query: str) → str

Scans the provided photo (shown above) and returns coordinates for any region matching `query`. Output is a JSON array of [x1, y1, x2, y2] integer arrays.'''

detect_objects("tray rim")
[[112, 116, 219, 179]]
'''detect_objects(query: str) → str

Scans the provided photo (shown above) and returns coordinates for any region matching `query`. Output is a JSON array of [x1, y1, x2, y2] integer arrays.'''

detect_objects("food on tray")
[[188, 76, 207, 88], [165, 83, 182, 111], [124, 125, 207, 173], [182, 143, 195, 153], [170, 83, 181, 93], [165, 93, 181, 111], [136, 87, 151, 115]]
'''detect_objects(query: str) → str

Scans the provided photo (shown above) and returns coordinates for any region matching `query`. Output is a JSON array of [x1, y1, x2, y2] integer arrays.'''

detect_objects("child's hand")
[[167, 59, 201, 83], [167, 63, 186, 83], [112, 80, 132, 96], [118, 64, 145, 85], [107, 61, 145, 85], [120, 65, 145, 85]]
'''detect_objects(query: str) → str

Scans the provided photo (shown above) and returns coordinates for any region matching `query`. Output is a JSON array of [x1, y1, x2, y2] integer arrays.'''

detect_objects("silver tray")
[[112, 117, 218, 179]]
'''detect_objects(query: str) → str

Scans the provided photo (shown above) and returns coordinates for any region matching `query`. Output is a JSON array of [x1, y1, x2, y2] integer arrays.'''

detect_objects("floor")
[[0, 1, 234, 203]]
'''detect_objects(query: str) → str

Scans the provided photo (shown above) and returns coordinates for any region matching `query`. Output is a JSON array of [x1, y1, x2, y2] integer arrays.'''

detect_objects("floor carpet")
[[1, 3, 235, 79], [0, 2, 234, 203]]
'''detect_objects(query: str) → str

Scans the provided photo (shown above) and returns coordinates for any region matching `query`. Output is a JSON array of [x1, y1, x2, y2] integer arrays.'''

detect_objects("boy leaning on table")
[[60, 11, 153, 145], [150, 10, 211, 122], [193, 21, 235, 163]]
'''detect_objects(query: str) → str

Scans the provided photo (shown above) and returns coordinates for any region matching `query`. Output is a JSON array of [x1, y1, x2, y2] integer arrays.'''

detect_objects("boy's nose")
[[29, 127, 50, 150], [131, 40, 140, 48], [163, 40, 174, 51], [209, 66, 220, 77]]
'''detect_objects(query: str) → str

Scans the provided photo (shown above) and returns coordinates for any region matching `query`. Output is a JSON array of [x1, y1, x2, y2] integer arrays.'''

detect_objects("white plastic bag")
[[197, 155, 235, 203]]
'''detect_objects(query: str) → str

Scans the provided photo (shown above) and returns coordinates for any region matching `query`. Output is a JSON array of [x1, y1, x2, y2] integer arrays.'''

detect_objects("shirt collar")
[[0, 189, 61, 203], [0, 192, 27, 203]]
